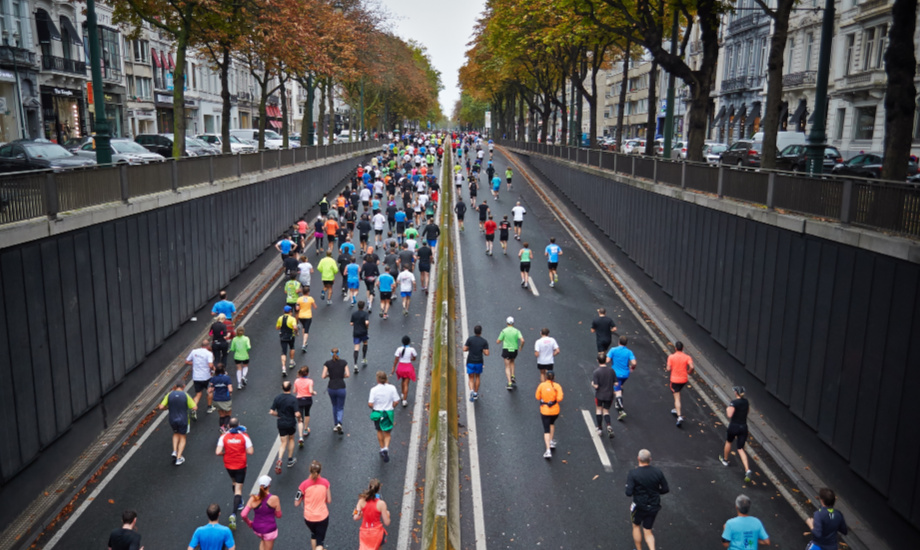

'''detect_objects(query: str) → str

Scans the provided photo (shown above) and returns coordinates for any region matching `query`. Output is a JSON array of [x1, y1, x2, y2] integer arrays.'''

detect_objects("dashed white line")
[[580, 410, 614, 472], [527, 277, 540, 297]]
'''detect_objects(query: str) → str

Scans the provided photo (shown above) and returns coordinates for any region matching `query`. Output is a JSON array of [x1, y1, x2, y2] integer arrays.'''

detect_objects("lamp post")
[[662, 9, 679, 159], [805, 0, 835, 175], [306, 74, 315, 146], [86, 0, 111, 164], [360, 77, 364, 141]]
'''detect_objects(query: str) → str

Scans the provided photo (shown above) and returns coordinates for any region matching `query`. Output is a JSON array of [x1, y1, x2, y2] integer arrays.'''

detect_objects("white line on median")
[[580, 410, 614, 472], [528, 277, 540, 297]]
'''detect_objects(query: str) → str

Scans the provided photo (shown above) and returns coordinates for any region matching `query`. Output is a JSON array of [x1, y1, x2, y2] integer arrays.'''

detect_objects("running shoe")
[[299, 438, 304, 449], [470, 393, 476, 402], [595, 428, 602, 436], [302, 345, 307, 353], [207, 406, 216, 414], [676, 416, 684, 427], [228, 514, 237, 531], [744, 470, 753, 483], [719, 455, 730, 467], [380, 312, 384, 318], [543, 450, 552, 459], [171, 451, 177, 458], [175, 456, 185, 466], [326, 300, 332, 305], [335, 423, 343, 434], [511, 376, 516, 387], [237, 383, 243, 390], [550, 439, 557, 449], [190, 409, 197, 421], [671, 409, 678, 416], [404, 309, 409, 316], [549, 281, 554, 288], [282, 367, 287, 377], [521, 281, 526, 287], [320, 290, 326, 300], [362, 358, 367, 366], [506, 382, 513, 391], [553, 274, 558, 283], [382, 449, 390, 463], [288, 457, 297, 468], [274, 460, 282, 474], [354, 365, 359, 374], [617, 410, 627, 421], [242, 377, 248, 387], [607, 425, 615, 438], [305, 428, 310, 437], [402, 400, 408, 407]]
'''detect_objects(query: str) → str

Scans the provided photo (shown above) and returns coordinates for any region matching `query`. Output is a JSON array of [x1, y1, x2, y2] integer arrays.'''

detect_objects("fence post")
[[208, 156, 215, 184], [840, 179, 854, 224], [120, 164, 130, 202], [717, 166, 725, 198], [44, 172, 59, 218], [613, 153, 617, 173], [653, 159, 659, 184], [766, 172, 776, 209], [681, 161, 687, 189], [631, 155, 636, 178], [171, 160, 179, 192], [277, 148, 282, 170], [237, 152, 242, 177], [260, 151, 265, 173]]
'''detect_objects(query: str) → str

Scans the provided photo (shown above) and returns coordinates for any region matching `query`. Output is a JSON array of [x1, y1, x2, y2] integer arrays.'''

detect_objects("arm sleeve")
[[625, 471, 635, 497], [186, 394, 196, 408], [759, 523, 769, 541], [658, 471, 670, 495], [160, 394, 170, 407]]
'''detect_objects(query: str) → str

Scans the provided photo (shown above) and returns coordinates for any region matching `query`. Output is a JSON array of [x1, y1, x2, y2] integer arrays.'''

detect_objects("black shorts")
[[501, 349, 518, 360], [278, 424, 297, 437], [548, 262, 558, 270], [226, 467, 247, 484], [418, 262, 431, 273], [727, 424, 748, 448], [299, 318, 313, 333], [632, 507, 659, 530], [360, 233, 369, 242], [596, 340, 612, 353], [520, 262, 531, 273], [193, 380, 209, 394], [375, 229, 383, 235], [281, 339, 295, 354], [669, 381, 686, 393], [305, 517, 329, 545], [322, 279, 334, 287], [170, 420, 189, 435], [595, 398, 613, 410], [456, 213, 465, 220], [537, 363, 553, 371], [234, 358, 249, 366], [499, 233, 509, 242], [365, 280, 376, 294], [513, 221, 522, 228], [479, 214, 488, 221], [297, 397, 313, 418], [380, 291, 392, 301], [485, 234, 494, 242], [540, 414, 558, 433]]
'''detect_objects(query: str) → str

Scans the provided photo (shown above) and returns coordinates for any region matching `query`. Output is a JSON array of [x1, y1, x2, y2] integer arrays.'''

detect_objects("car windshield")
[[263, 130, 282, 139], [186, 138, 207, 147], [23, 143, 73, 160], [112, 141, 149, 154], [229, 136, 243, 144], [824, 148, 840, 157], [710, 145, 727, 154], [751, 143, 763, 152]]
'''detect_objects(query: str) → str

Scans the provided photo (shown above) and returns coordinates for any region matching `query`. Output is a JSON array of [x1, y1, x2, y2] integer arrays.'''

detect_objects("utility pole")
[[86, 0, 111, 164], [805, 0, 835, 175], [662, 9, 679, 159]]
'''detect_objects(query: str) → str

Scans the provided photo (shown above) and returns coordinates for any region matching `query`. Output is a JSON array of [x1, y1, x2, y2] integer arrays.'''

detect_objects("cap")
[[284, 305, 292, 313], [257, 475, 272, 487], [506, 316, 514, 325]]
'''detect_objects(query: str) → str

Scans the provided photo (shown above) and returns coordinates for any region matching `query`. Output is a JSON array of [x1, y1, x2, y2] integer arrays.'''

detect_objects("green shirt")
[[284, 280, 302, 304], [405, 227, 419, 239], [317, 257, 339, 281], [498, 327, 523, 352], [520, 249, 532, 262], [505, 168, 513, 178], [229, 336, 251, 361]]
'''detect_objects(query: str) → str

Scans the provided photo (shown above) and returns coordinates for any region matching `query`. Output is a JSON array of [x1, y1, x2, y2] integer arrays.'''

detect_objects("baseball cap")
[[257, 475, 272, 487], [506, 316, 514, 325], [283, 305, 292, 313]]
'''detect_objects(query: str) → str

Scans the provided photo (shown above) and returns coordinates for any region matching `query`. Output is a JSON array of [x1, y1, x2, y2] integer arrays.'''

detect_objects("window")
[[853, 106, 876, 140], [724, 46, 733, 79], [12, 1, 22, 47], [843, 34, 855, 76], [785, 37, 795, 74], [761, 38, 768, 75], [863, 27, 876, 70], [136, 77, 152, 99], [874, 24, 887, 69], [805, 33, 813, 71], [835, 108, 846, 140], [133, 39, 149, 63]]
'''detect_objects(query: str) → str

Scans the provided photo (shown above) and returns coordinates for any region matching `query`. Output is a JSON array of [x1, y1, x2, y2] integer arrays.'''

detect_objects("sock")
[[595, 414, 603, 429], [237, 371, 242, 384], [604, 414, 611, 426], [354, 350, 359, 364], [615, 397, 623, 410], [362, 343, 368, 358], [242, 367, 249, 380], [233, 494, 242, 511]]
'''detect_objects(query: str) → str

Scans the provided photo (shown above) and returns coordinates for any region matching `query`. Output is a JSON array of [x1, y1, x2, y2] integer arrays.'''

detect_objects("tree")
[[881, 0, 918, 181], [752, 0, 796, 169]]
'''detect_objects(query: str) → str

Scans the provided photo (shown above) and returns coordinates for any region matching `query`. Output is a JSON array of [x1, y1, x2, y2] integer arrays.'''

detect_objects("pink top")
[[294, 377, 314, 399], [298, 476, 330, 521]]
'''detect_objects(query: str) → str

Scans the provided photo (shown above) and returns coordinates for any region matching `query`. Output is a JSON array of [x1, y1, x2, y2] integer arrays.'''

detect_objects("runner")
[[186, 339, 214, 417], [107, 510, 142, 550], [606, 335, 637, 420], [666, 341, 694, 428], [295, 461, 331, 550], [391, 335, 418, 407], [346, 257, 360, 307], [353, 479, 391, 550], [350, 301, 370, 373], [376, 265, 396, 320], [454, 198, 466, 231], [216, 417, 253, 528], [240, 476, 282, 549], [719, 386, 754, 483], [533, 328, 560, 382], [187, 504, 234, 550], [626, 449, 670, 550], [498, 215, 511, 255], [269, 380, 300, 473], [396, 266, 416, 316], [210, 314, 231, 372], [337, 247, 353, 300], [721, 495, 770, 550], [491, 173, 501, 200], [372, 210, 387, 247], [483, 215, 497, 256], [416, 241, 433, 293], [534, 370, 563, 459], [356, 214, 372, 254], [518, 242, 533, 289], [313, 216, 325, 255], [276, 305, 298, 377], [316, 252, 339, 306], [497, 316, 524, 390], [297, 255, 314, 288], [505, 166, 513, 190], [360, 253, 380, 313], [485, 161, 495, 184], [211, 290, 237, 321], [208, 364, 233, 433], [157, 383, 196, 466], [544, 237, 562, 287], [275, 233, 296, 261], [806, 488, 848, 550], [591, 307, 617, 352], [477, 200, 490, 232], [511, 201, 526, 240], [591, 352, 616, 438], [367, 372, 401, 462], [294, 217, 308, 251], [468, 177, 478, 207], [294, 366, 316, 447], [463, 325, 489, 402], [322, 348, 350, 434], [421, 219, 440, 248], [283, 273, 302, 309], [323, 216, 339, 255], [295, 287, 317, 353]]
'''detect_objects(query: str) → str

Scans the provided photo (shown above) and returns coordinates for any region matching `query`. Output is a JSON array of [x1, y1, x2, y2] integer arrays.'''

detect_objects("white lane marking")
[[249, 435, 283, 495], [527, 277, 539, 297], [453, 183, 488, 550], [580, 410, 614, 472]]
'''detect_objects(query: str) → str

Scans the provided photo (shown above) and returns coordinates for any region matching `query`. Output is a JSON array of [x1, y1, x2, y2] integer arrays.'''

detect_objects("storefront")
[[103, 92, 125, 137], [0, 69, 21, 142], [40, 85, 85, 144], [127, 108, 157, 136], [155, 92, 173, 133]]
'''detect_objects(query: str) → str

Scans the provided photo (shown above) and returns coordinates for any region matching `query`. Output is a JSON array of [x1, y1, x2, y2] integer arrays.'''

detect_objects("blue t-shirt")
[[362, 172, 371, 185], [339, 242, 355, 256], [395, 211, 407, 223], [492, 176, 501, 189], [606, 345, 636, 378], [372, 199, 381, 211], [278, 239, 294, 255], [722, 516, 769, 550], [545, 244, 561, 263], [189, 523, 235, 550], [209, 374, 232, 402], [346, 263, 360, 282], [211, 300, 236, 320], [378, 273, 395, 292]]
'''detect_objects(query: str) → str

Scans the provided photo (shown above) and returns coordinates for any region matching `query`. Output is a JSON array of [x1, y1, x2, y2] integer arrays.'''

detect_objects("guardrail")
[[497, 140, 920, 238], [0, 140, 384, 226]]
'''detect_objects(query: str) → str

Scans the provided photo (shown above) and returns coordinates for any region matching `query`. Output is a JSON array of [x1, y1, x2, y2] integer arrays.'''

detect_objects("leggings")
[[328, 388, 347, 425]]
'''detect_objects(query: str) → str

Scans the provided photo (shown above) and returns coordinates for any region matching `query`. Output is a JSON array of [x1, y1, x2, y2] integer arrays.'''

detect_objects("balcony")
[[0, 46, 37, 68], [729, 13, 763, 34], [101, 66, 122, 83], [857, 0, 891, 18], [782, 71, 817, 89], [835, 68, 887, 98], [41, 55, 87, 76], [721, 75, 764, 93]]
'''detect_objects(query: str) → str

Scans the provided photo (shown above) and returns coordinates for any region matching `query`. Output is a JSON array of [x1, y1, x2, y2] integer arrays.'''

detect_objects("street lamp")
[[805, 0, 835, 175], [86, 0, 111, 164]]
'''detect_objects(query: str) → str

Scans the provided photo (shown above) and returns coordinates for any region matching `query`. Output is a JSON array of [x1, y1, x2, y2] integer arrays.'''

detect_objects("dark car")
[[832, 153, 920, 179], [720, 140, 762, 168], [135, 133, 176, 157], [776, 144, 843, 173], [0, 141, 96, 173]]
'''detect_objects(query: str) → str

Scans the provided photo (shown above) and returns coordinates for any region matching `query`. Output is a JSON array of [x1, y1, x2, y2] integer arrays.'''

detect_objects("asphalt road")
[[455, 148, 807, 549]]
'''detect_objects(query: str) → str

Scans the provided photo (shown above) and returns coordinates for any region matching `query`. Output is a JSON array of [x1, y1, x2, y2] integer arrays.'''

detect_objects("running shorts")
[[305, 517, 329, 545], [297, 397, 313, 418], [466, 363, 483, 375], [520, 262, 531, 273], [226, 467, 247, 484], [170, 420, 189, 435], [278, 424, 296, 437], [632, 506, 659, 530], [669, 381, 686, 393], [401, 291, 412, 298], [347, 280, 359, 290], [193, 380, 209, 394], [380, 291, 392, 301], [537, 363, 553, 371], [514, 221, 522, 228], [548, 262, 558, 270], [595, 398, 613, 409], [418, 262, 431, 273], [353, 335, 369, 345], [501, 349, 518, 360], [726, 424, 748, 448], [280, 339, 295, 354], [540, 414, 558, 433], [485, 234, 494, 242], [299, 318, 313, 333]]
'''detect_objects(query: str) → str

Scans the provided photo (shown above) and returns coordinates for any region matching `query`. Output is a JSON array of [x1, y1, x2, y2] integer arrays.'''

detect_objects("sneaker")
[[617, 410, 627, 421], [326, 300, 332, 305], [305, 428, 310, 438], [402, 399, 408, 407], [335, 423, 343, 434], [676, 416, 684, 427], [384, 313, 389, 320], [380, 312, 384, 318], [237, 383, 243, 390], [242, 377, 248, 387], [302, 345, 307, 353], [299, 438, 304, 448], [719, 455, 730, 467], [288, 457, 297, 468], [549, 281, 554, 288], [550, 439, 557, 449], [543, 449, 552, 459], [607, 425, 615, 438], [274, 460, 282, 474], [553, 274, 558, 283], [470, 393, 476, 402], [511, 376, 516, 387], [595, 428, 602, 436], [521, 281, 526, 287], [190, 409, 197, 421], [382, 449, 390, 463], [171, 450, 177, 458], [671, 409, 678, 416], [228, 513, 237, 531], [175, 456, 185, 466], [320, 290, 326, 300], [207, 406, 216, 414], [404, 309, 409, 316], [282, 367, 287, 377], [506, 382, 513, 391], [744, 470, 753, 483], [362, 358, 367, 365], [473, 392, 479, 401]]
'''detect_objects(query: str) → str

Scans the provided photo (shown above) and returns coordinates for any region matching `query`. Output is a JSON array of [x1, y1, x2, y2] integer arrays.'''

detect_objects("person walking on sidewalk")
[[591, 307, 617, 353], [368, 372, 401, 463], [626, 449, 669, 550], [535, 370, 563, 459], [270, 381, 301, 473], [518, 242, 533, 289], [187, 504, 235, 550], [391, 335, 418, 407], [186, 339, 214, 417], [719, 386, 754, 483], [606, 335, 637, 421], [157, 383, 196, 466], [497, 317, 524, 390], [230, 327, 251, 391], [666, 341, 694, 428], [533, 328, 560, 382], [464, 325, 489, 402], [721, 494, 770, 550], [295, 461, 331, 550], [806, 488, 848, 550], [216, 417, 253, 528], [294, 366, 316, 447], [241, 476, 282, 550], [350, 300, 371, 373], [323, 348, 350, 434], [354, 479, 391, 550], [276, 306, 299, 377], [544, 237, 562, 287], [591, 352, 616, 438]]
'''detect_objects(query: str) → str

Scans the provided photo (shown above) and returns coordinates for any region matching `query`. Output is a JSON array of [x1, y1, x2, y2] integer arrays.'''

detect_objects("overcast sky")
[[382, 0, 486, 118]]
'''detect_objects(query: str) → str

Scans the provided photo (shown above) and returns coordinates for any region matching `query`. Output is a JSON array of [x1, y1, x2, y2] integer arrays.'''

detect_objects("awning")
[[779, 101, 789, 126], [35, 10, 61, 42], [151, 49, 161, 68], [167, 53, 175, 70], [745, 102, 761, 134], [266, 105, 282, 118], [789, 98, 807, 127], [712, 105, 726, 126], [59, 16, 83, 46], [269, 120, 282, 129], [727, 105, 737, 127], [736, 103, 747, 121]]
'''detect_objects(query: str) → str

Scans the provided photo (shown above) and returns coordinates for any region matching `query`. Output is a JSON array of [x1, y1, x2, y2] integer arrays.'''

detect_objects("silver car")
[[75, 138, 166, 164], [703, 142, 728, 165], [197, 134, 256, 154]]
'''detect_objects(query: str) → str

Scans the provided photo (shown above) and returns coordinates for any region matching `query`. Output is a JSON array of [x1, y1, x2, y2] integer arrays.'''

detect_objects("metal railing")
[[41, 55, 87, 75], [0, 140, 383, 226], [497, 139, 920, 238]]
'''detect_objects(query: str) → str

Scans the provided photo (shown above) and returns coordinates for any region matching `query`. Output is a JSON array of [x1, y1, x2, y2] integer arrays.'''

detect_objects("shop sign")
[[0, 70, 15, 83], [53, 88, 75, 97], [156, 93, 173, 104]]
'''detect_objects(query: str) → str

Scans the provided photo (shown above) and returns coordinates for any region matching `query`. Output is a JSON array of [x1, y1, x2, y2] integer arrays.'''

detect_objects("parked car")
[[229, 129, 285, 149], [752, 130, 807, 152], [0, 140, 96, 172], [61, 136, 93, 153], [720, 140, 762, 168], [703, 142, 728, 165], [831, 153, 920, 179], [599, 137, 617, 151], [136, 134, 215, 157], [623, 139, 645, 154], [670, 140, 688, 159], [197, 134, 256, 154], [74, 138, 166, 164], [775, 144, 842, 173]]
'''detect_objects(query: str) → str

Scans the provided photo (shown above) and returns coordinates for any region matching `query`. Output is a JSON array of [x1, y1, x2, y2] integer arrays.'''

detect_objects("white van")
[[752, 131, 807, 152], [229, 129, 285, 150]]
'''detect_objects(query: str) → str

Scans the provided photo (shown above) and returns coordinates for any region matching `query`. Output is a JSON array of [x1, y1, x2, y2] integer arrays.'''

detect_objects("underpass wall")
[[523, 153, 920, 529]]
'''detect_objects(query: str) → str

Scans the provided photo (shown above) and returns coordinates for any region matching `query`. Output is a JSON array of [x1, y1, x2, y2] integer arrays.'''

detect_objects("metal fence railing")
[[0, 140, 383, 226], [497, 139, 920, 238]]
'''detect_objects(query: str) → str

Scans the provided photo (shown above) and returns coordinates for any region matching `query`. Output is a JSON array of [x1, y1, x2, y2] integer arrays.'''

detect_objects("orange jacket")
[[535, 381, 563, 416]]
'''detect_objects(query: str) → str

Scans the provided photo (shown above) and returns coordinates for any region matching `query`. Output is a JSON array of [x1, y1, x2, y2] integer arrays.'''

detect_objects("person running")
[[497, 317, 524, 390], [313, 216, 325, 255], [316, 252, 338, 305], [216, 417, 253, 528], [391, 335, 418, 407], [606, 335, 637, 420], [356, 214, 372, 254], [338, 246, 354, 301], [283, 274, 302, 311], [498, 215, 511, 255], [463, 325, 489, 402], [806, 488, 848, 550], [209, 364, 234, 433], [626, 449, 669, 550], [157, 383, 196, 466], [322, 348, 350, 434], [518, 242, 533, 288], [396, 266, 416, 316], [416, 241, 433, 293], [544, 237, 562, 287], [720, 386, 754, 483], [368, 371, 401, 462], [297, 255, 313, 288], [477, 200, 490, 232], [372, 211, 387, 247], [186, 339, 214, 418], [277, 305, 298, 377], [511, 202, 526, 240], [483, 215, 497, 256], [591, 352, 616, 438], [296, 287, 317, 353], [376, 265, 396, 320], [323, 216, 339, 255], [666, 341, 694, 428], [241, 476, 282, 550], [212, 290, 237, 321], [294, 366, 316, 447], [505, 166, 513, 190], [421, 220, 440, 248], [275, 233, 296, 261], [270, 381, 301, 473], [346, 257, 361, 306], [721, 494, 770, 550], [350, 301, 370, 373], [206, 314, 230, 389], [535, 370, 563, 459], [107, 510, 142, 550], [454, 198, 466, 231], [485, 161, 495, 184], [468, 178, 478, 207], [296, 461, 331, 550], [187, 504, 235, 550], [491, 174, 501, 200], [354, 479, 391, 550], [533, 328, 560, 382], [591, 308, 617, 352], [360, 254, 380, 313]]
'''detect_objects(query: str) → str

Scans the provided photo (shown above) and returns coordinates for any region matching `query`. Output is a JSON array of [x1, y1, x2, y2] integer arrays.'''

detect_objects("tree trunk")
[[279, 72, 289, 149], [327, 81, 335, 139], [559, 81, 568, 146], [317, 81, 326, 146], [220, 45, 232, 154], [615, 38, 630, 150], [550, 106, 557, 141], [540, 95, 551, 143], [517, 93, 525, 140], [171, 27, 190, 157], [881, 0, 918, 181], [760, 0, 795, 169], [645, 60, 658, 156]]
